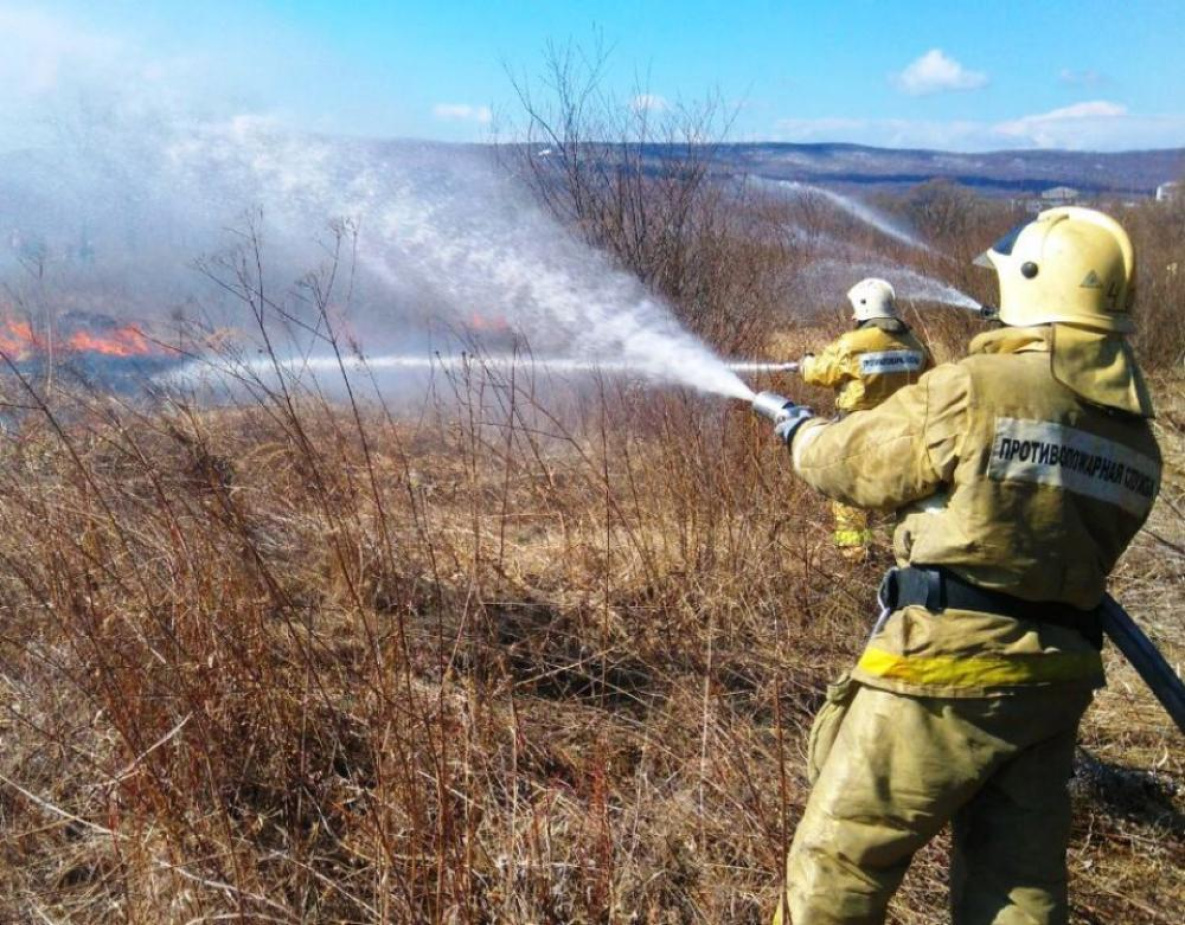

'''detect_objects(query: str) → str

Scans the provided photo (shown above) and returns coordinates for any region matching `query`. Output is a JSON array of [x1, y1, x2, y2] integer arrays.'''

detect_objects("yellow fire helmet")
[[975, 206, 1135, 333]]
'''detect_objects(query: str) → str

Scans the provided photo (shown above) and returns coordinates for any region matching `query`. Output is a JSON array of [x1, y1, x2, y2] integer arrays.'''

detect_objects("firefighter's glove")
[[774, 405, 814, 446], [752, 391, 814, 446]]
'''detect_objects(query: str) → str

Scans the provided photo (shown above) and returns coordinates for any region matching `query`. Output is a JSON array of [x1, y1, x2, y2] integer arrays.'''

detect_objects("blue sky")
[[3, 0, 1185, 151]]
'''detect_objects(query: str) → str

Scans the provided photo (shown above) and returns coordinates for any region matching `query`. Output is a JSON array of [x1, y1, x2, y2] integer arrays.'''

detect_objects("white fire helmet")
[[974, 206, 1135, 333], [847, 278, 898, 322]]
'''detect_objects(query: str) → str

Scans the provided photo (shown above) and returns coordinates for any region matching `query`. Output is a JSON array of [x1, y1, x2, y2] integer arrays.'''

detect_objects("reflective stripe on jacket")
[[790, 325, 1162, 696], [800, 318, 933, 412]]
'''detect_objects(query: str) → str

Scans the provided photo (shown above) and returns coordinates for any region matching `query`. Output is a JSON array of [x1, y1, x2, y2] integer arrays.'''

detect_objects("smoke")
[[0, 13, 752, 402]]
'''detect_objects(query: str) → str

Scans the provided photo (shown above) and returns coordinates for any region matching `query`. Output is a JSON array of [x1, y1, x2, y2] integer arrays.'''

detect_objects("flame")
[[0, 320, 37, 360], [64, 327, 156, 357], [0, 314, 177, 361], [467, 312, 512, 333]]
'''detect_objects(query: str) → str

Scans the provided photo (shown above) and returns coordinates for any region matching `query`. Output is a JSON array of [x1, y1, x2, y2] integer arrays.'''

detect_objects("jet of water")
[[802, 259, 980, 310], [753, 177, 933, 253], [893, 269, 980, 309], [167, 352, 777, 391], [320, 148, 756, 401]]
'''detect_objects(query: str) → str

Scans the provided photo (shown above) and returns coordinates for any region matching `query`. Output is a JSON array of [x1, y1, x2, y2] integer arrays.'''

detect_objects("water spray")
[[754, 178, 933, 253]]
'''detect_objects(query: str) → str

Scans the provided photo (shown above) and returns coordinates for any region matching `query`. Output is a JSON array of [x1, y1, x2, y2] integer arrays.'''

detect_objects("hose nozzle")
[[751, 391, 796, 424]]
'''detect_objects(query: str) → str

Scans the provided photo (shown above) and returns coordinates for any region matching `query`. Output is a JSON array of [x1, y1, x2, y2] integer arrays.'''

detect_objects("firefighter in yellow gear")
[[799, 279, 933, 554], [761, 208, 1161, 924], [800, 278, 933, 415]]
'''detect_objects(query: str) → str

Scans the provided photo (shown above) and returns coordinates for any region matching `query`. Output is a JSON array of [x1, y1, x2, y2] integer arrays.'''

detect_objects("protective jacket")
[[800, 318, 932, 413], [791, 324, 1161, 696]]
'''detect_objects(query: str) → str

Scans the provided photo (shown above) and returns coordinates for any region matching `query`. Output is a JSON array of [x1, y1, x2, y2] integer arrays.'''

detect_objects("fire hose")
[[1099, 596, 1185, 735]]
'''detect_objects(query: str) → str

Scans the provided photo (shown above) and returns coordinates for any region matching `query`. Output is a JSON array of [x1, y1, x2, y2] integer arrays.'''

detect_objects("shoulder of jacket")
[[889, 329, 927, 351], [948, 352, 1050, 410], [817, 331, 852, 355], [923, 360, 975, 395], [956, 350, 1041, 381], [842, 326, 889, 351]]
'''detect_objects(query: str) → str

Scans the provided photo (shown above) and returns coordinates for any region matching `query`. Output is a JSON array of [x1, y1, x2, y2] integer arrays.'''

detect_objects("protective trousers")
[[773, 681, 1093, 925]]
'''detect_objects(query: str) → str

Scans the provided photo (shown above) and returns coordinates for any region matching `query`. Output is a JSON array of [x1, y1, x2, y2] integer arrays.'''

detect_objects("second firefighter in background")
[[798, 278, 933, 554]]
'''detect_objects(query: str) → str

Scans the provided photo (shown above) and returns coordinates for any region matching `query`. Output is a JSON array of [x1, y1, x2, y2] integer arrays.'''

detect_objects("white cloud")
[[994, 100, 1128, 148], [893, 49, 988, 96], [774, 101, 1185, 151], [630, 94, 670, 113], [432, 103, 492, 124]]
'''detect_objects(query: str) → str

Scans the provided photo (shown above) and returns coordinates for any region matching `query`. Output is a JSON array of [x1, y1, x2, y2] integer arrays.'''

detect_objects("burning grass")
[[0, 310, 183, 362], [0, 344, 1181, 924]]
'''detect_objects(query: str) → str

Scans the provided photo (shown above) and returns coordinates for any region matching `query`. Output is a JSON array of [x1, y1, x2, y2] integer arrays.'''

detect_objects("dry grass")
[[0, 340, 1180, 924], [0, 177, 1183, 922]]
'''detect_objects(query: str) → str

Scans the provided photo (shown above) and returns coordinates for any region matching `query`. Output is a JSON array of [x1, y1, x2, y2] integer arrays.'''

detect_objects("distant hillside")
[[506, 139, 1185, 198], [701, 142, 1185, 197]]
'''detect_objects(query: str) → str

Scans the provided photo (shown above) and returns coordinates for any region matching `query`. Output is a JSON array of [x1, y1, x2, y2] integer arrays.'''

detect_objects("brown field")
[[1, 118, 1183, 923]]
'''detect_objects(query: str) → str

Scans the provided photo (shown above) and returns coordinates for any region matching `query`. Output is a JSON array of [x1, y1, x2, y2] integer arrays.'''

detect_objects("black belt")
[[879, 566, 1103, 650]]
